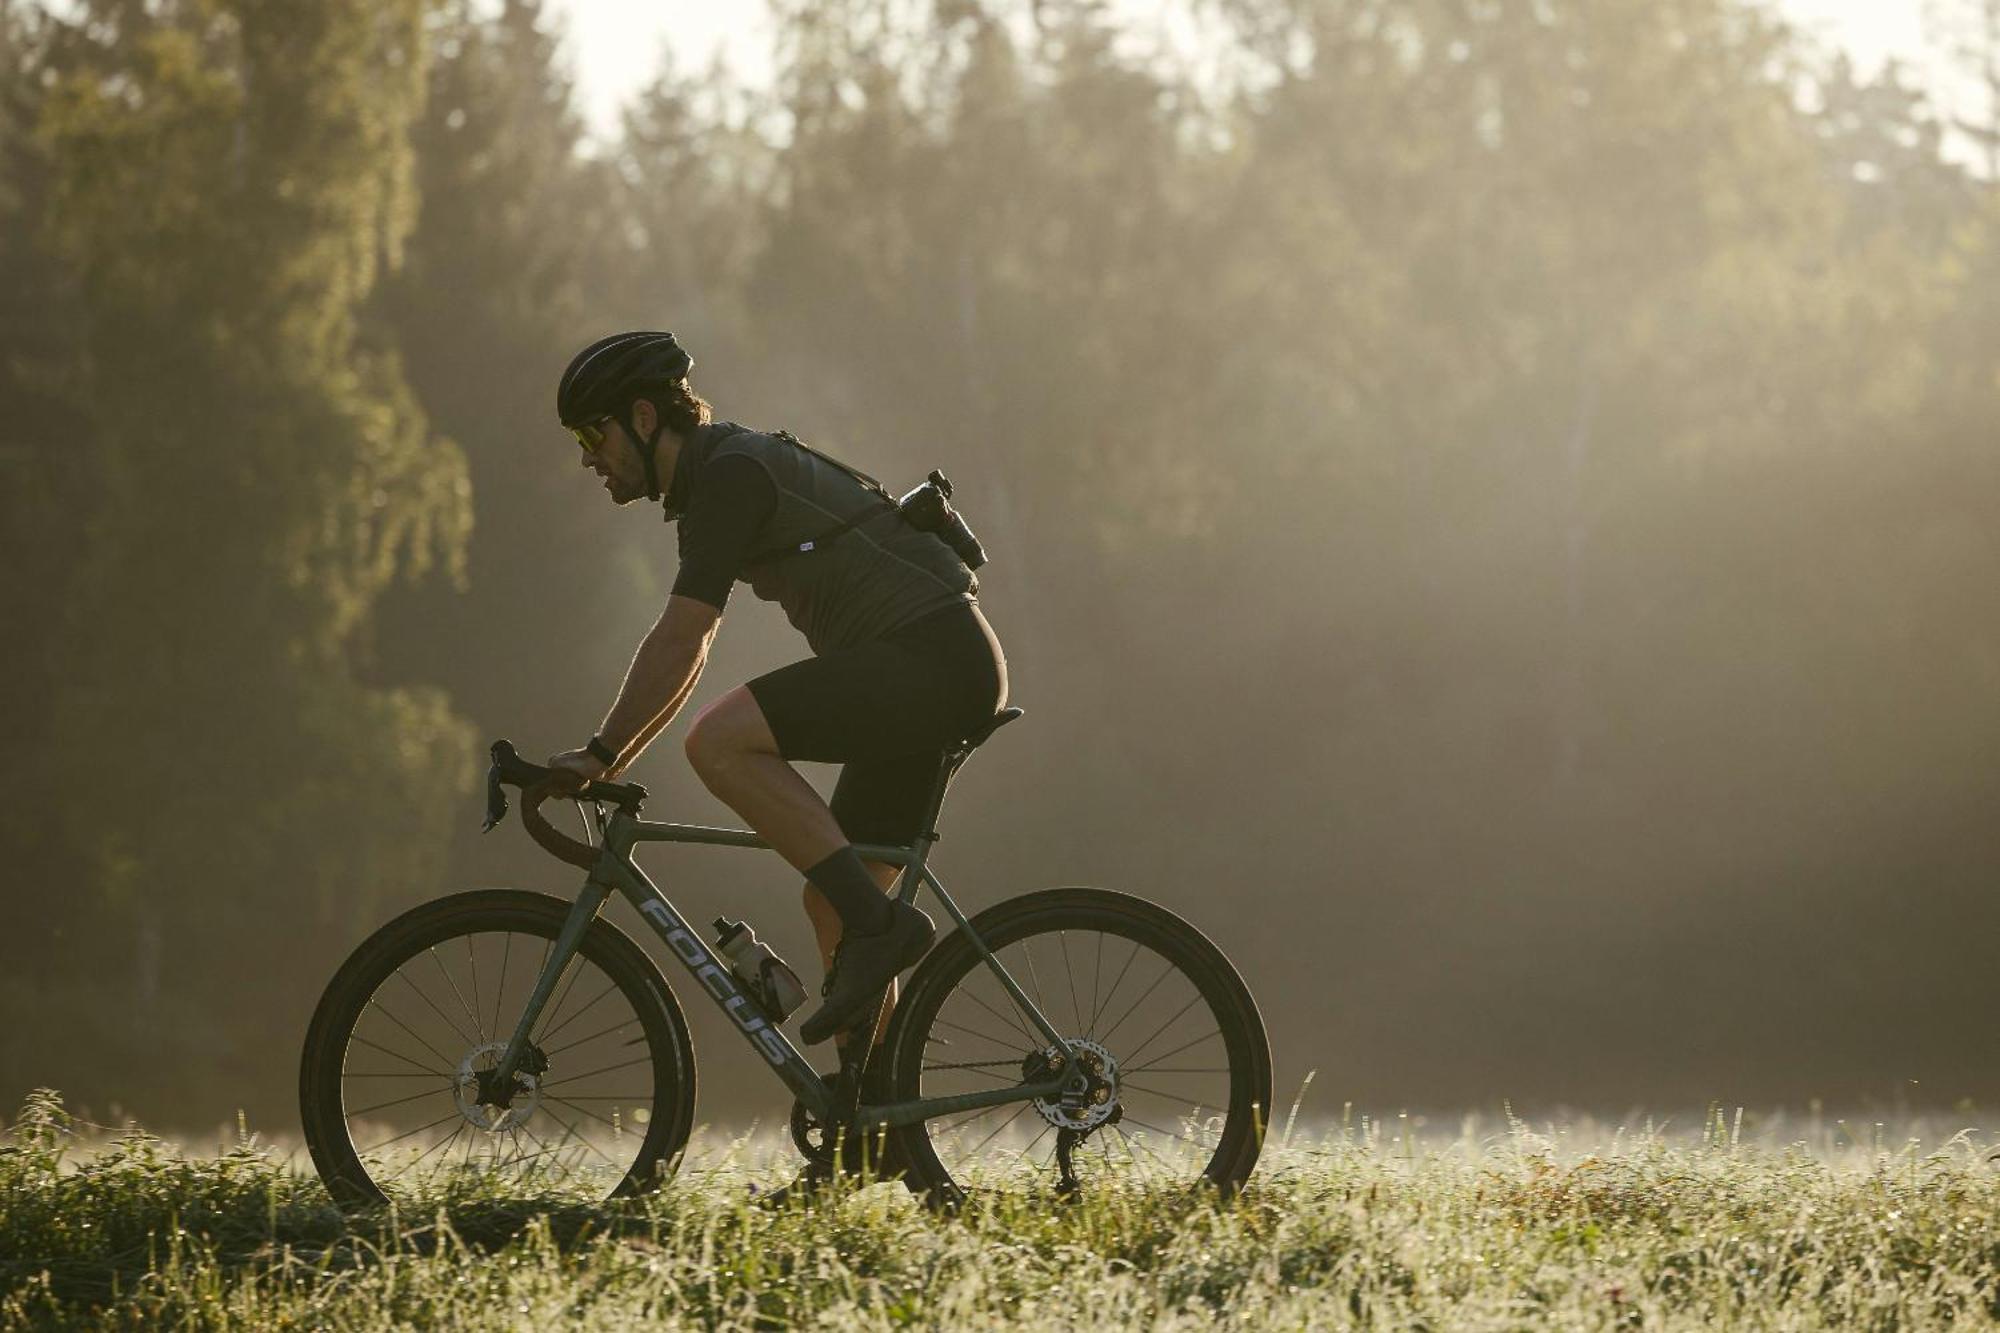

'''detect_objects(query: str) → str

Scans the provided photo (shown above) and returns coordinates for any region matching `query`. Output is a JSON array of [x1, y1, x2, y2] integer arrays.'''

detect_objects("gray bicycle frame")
[[488, 802, 1082, 1130]]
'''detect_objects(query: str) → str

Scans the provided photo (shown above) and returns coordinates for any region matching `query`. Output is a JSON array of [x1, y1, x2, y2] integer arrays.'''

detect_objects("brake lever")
[[482, 760, 509, 832], [482, 738, 540, 832], [478, 738, 646, 852]]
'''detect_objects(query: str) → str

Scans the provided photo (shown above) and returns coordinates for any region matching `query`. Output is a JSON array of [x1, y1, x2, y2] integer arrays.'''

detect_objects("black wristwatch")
[[584, 734, 619, 767]]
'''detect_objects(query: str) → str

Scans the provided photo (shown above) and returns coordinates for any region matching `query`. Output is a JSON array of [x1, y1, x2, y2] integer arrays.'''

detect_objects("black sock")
[[805, 846, 894, 935]]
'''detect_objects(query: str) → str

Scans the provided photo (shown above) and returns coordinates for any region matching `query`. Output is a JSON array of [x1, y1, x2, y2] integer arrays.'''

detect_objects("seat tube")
[[898, 750, 960, 901]]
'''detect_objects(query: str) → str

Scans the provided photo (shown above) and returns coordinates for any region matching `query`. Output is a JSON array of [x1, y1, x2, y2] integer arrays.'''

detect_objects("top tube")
[[607, 810, 920, 867]]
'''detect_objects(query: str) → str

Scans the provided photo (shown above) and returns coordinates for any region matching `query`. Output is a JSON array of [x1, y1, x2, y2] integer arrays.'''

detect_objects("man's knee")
[[682, 705, 718, 777], [682, 700, 740, 781], [683, 689, 772, 780]]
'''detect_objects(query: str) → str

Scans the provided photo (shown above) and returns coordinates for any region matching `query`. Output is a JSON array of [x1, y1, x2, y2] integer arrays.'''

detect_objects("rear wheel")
[[300, 890, 696, 1207], [884, 889, 1270, 1200]]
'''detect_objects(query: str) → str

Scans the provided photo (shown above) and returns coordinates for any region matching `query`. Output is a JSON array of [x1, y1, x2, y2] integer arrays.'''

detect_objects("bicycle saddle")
[[958, 706, 1023, 752]]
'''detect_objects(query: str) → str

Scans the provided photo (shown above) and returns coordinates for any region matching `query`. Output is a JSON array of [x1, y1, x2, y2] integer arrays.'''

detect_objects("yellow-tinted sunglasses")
[[569, 414, 614, 454]]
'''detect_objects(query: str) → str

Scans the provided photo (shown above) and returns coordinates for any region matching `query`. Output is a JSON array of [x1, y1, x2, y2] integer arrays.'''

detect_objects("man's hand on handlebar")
[[545, 747, 607, 795], [485, 739, 650, 869]]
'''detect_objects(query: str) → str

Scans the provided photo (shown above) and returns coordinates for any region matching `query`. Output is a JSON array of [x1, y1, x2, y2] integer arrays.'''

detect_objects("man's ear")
[[630, 396, 658, 438]]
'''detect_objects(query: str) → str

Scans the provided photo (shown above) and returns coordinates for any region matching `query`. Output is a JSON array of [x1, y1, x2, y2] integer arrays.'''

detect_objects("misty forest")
[[3, 0, 1999, 1138]]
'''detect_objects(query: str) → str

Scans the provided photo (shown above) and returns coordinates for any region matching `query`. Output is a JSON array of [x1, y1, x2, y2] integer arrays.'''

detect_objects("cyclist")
[[542, 331, 1008, 1068]]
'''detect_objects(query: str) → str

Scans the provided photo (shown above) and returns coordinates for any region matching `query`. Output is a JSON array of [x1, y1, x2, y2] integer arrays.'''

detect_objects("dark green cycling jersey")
[[664, 422, 975, 656]]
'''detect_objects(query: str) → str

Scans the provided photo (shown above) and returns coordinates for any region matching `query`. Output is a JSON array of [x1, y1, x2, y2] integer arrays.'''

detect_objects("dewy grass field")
[[5, 1088, 2000, 1330]]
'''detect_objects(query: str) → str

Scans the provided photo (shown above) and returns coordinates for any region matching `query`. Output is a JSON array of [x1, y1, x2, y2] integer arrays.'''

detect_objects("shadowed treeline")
[[2, 0, 1998, 1131]]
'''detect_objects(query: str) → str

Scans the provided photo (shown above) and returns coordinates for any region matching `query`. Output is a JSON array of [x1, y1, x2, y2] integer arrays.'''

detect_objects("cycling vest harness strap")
[[674, 421, 975, 657], [742, 430, 897, 565]]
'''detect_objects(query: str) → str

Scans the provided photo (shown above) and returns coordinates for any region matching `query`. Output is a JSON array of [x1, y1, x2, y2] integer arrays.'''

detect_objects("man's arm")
[[595, 594, 724, 771]]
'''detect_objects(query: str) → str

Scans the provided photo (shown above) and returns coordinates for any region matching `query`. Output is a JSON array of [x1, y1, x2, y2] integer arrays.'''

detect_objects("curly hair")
[[632, 377, 712, 435]]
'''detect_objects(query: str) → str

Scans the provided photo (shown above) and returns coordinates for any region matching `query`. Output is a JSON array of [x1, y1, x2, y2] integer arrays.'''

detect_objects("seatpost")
[[914, 748, 965, 846]]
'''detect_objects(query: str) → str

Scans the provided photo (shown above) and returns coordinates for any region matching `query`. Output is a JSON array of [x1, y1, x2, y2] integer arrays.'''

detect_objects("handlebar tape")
[[480, 739, 650, 870]]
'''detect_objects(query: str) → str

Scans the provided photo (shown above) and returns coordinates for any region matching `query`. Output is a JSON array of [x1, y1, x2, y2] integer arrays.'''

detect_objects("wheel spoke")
[[1122, 1029, 1224, 1073], [346, 1031, 448, 1079], [430, 946, 485, 1043], [1108, 1121, 1178, 1172], [535, 979, 620, 1048], [1114, 1113, 1208, 1152], [365, 997, 458, 1075], [383, 1121, 467, 1182], [922, 1061, 1016, 1083], [488, 932, 511, 1042], [361, 1108, 465, 1155], [1094, 959, 1176, 1050], [1119, 1079, 1225, 1105], [538, 1054, 652, 1090], [930, 1013, 1031, 1052], [1018, 939, 1051, 1029], [509, 1121, 568, 1179], [963, 1101, 1033, 1160], [951, 981, 1040, 1049], [930, 1096, 1019, 1133], [1118, 990, 1205, 1068], [466, 934, 484, 1046], [531, 954, 587, 1048], [1087, 932, 1105, 1039], [346, 1083, 453, 1119], [923, 1056, 1025, 1072], [1087, 936, 1142, 1039], [1058, 931, 1083, 1035], [311, 912, 690, 1209], [541, 1014, 639, 1060], [903, 909, 1264, 1201], [538, 1103, 628, 1168], [396, 968, 477, 1049]]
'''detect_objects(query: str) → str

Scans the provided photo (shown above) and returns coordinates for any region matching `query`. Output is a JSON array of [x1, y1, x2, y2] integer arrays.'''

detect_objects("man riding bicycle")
[[541, 331, 1008, 1078], [295, 346, 1265, 1204]]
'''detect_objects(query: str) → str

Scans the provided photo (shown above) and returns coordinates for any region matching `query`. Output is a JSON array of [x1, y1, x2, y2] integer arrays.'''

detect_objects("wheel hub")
[[1024, 1038, 1120, 1131], [454, 1040, 547, 1131]]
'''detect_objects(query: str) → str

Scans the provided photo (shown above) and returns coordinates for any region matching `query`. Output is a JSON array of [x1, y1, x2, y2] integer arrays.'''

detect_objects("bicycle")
[[300, 708, 1272, 1207]]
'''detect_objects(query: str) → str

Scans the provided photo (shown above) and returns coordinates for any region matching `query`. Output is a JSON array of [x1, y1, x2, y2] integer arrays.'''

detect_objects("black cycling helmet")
[[556, 331, 695, 501]]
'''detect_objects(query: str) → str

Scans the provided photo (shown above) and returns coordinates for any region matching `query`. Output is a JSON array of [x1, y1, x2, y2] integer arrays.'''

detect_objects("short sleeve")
[[672, 453, 777, 610]]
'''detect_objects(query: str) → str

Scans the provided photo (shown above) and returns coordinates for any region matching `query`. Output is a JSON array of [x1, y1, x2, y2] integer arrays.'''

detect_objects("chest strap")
[[741, 429, 899, 566]]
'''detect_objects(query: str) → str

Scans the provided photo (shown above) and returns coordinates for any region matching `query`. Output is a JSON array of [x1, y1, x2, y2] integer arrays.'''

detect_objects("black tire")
[[300, 890, 696, 1207], [883, 889, 1270, 1200]]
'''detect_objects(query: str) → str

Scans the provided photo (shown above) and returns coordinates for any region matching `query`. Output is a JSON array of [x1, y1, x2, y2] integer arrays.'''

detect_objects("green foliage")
[[8, 0, 475, 1116], [6, 1090, 2000, 1328], [4, 0, 2000, 1126], [367, 0, 636, 739]]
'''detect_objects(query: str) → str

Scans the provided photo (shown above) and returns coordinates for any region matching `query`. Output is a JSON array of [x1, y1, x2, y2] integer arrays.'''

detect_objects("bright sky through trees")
[[545, 1, 1942, 143]]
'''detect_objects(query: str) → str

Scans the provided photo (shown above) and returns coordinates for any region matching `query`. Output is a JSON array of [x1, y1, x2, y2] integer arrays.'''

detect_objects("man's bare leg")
[[683, 686, 851, 870], [685, 686, 907, 1045]]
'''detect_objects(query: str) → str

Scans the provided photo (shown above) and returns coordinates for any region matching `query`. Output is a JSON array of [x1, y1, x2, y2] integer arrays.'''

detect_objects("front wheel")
[[884, 889, 1271, 1200], [300, 890, 697, 1207]]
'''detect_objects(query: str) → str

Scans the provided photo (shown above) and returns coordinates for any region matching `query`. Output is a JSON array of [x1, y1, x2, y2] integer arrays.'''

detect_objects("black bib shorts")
[[745, 603, 1008, 846]]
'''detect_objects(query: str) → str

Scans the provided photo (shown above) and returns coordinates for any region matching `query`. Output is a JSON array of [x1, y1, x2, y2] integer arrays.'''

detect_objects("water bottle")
[[712, 918, 809, 1022]]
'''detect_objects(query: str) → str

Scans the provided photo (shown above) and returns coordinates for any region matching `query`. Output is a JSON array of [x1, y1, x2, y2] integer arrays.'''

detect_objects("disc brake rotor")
[[454, 1040, 546, 1132], [1024, 1038, 1120, 1131]]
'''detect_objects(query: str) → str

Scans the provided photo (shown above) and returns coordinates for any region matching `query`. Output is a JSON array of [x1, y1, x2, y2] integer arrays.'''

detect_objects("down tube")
[[599, 857, 831, 1120]]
